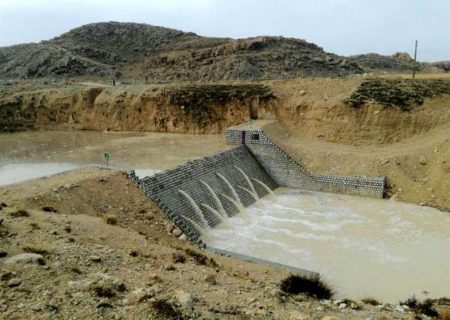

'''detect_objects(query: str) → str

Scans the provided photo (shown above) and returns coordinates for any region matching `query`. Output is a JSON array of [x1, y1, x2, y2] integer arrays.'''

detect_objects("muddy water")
[[207, 188, 450, 302], [0, 131, 229, 186]]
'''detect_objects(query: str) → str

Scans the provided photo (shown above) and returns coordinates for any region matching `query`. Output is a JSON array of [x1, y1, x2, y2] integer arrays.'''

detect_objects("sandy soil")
[[1, 168, 443, 319]]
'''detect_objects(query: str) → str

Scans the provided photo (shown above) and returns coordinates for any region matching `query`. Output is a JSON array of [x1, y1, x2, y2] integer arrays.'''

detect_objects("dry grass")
[[380, 73, 450, 80], [439, 309, 450, 320]]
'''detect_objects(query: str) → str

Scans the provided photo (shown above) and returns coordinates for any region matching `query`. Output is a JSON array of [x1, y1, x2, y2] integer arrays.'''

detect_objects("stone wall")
[[128, 145, 277, 244], [226, 126, 385, 198]]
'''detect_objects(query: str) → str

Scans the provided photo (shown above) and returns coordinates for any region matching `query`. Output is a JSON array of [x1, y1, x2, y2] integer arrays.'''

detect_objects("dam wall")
[[128, 145, 277, 244], [226, 125, 385, 198]]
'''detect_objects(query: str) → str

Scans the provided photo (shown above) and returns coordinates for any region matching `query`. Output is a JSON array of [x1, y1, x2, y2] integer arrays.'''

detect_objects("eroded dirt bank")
[[0, 82, 273, 133], [3, 168, 444, 319], [269, 78, 450, 145]]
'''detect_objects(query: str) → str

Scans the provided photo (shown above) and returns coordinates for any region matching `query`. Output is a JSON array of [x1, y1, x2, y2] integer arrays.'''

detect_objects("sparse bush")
[[362, 297, 381, 306], [89, 278, 126, 298], [400, 296, 439, 318], [104, 214, 118, 225], [151, 299, 183, 319], [129, 250, 139, 257], [184, 248, 217, 267], [172, 252, 186, 264], [280, 274, 333, 300], [10, 209, 29, 217], [42, 206, 57, 213], [93, 284, 116, 298], [29, 222, 40, 229]]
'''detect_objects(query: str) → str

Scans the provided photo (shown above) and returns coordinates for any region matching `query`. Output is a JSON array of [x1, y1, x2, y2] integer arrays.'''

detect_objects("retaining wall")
[[226, 126, 385, 198], [128, 145, 277, 244]]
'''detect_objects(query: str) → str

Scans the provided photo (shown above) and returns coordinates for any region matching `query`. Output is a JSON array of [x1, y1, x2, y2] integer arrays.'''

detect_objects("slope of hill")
[[0, 21, 364, 80], [349, 52, 419, 72]]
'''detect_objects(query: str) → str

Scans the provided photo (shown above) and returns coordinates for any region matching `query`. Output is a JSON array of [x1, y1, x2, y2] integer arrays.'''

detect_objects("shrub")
[[104, 215, 118, 225], [184, 248, 217, 267], [362, 297, 381, 306], [172, 252, 186, 264], [280, 274, 333, 300], [10, 209, 29, 217], [400, 296, 439, 318], [151, 299, 183, 319]]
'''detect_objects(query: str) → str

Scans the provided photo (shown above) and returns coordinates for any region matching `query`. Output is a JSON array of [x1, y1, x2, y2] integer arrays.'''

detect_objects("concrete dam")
[[128, 123, 385, 248]]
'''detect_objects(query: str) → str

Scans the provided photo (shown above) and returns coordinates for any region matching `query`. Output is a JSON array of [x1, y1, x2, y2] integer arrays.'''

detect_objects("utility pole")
[[412, 40, 418, 79]]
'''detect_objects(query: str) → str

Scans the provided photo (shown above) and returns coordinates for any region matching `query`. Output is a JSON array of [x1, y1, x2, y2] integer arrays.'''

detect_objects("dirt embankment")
[[0, 82, 273, 133], [1, 168, 435, 319], [265, 77, 450, 211], [269, 78, 450, 145]]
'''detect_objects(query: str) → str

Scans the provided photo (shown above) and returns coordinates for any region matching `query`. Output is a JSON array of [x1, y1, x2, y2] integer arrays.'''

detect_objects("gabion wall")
[[226, 126, 385, 198], [128, 145, 277, 244]]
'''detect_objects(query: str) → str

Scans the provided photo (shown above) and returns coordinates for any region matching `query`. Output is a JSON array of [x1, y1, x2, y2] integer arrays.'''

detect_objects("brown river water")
[[0, 131, 448, 302], [0, 131, 229, 185]]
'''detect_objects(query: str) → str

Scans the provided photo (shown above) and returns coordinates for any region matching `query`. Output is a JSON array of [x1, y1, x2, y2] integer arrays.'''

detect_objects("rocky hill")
[[0, 22, 365, 81], [1, 22, 447, 81], [349, 52, 419, 72]]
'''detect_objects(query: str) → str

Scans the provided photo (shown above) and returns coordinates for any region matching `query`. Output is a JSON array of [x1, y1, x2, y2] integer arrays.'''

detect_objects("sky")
[[0, 0, 449, 61]]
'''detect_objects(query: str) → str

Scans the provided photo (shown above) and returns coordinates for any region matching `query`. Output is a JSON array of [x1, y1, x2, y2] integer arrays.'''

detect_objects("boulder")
[[204, 273, 217, 285], [174, 290, 193, 310], [123, 287, 156, 305], [419, 156, 428, 165], [4, 253, 45, 265], [172, 228, 182, 237], [7, 278, 22, 287]]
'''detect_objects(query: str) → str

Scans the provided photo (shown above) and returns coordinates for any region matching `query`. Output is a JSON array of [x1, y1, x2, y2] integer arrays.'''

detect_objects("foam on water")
[[134, 169, 161, 179], [206, 188, 450, 302]]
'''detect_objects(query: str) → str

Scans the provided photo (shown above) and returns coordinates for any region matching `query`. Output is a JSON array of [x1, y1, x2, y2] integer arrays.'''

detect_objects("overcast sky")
[[0, 0, 449, 61]]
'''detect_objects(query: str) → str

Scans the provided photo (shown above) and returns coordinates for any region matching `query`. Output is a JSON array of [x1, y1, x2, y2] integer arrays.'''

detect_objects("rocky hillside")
[[2, 22, 448, 81], [349, 52, 419, 72], [0, 22, 365, 80]]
